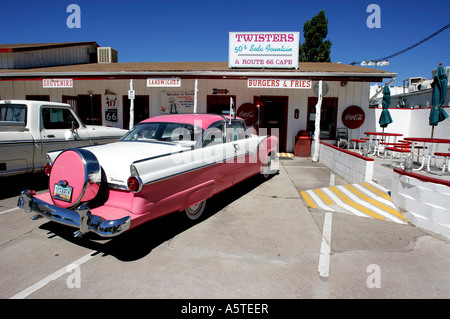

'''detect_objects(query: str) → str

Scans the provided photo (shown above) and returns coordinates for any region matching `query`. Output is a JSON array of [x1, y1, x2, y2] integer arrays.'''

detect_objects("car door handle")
[[47, 134, 55, 138]]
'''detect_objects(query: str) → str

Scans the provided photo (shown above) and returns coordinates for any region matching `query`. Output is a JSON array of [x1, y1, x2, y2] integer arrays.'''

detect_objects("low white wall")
[[319, 142, 374, 183], [391, 169, 450, 239]]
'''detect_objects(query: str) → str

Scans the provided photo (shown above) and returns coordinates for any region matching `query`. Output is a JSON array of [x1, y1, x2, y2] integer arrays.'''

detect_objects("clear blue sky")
[[1, 0, 449, 86]]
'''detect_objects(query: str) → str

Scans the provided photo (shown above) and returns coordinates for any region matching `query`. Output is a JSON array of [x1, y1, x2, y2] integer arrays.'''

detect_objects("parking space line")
[[10, 251, 97, 299], [0, 207, 19, 215], [318, 212, 333, 277]]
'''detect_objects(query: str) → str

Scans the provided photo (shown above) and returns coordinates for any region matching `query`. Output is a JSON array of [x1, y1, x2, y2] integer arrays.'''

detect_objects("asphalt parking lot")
[[1, 157, 450, 302]]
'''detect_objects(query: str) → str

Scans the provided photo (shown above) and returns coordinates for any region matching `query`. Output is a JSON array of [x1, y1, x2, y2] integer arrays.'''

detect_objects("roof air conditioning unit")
[[97, 47, 118, 63]]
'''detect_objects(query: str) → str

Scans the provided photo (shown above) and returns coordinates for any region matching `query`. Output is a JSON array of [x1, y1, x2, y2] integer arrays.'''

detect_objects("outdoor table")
[[364, 132, 403, 157], [404, 137, 450, 172]]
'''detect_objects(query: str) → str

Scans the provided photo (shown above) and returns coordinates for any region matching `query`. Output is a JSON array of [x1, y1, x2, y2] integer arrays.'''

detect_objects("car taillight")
[[127, 176, 142, 193], [43, 163, 52, 176]]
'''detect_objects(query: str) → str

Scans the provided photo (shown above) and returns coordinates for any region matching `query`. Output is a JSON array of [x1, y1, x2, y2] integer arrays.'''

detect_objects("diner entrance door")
[[256, 96, 288, 152]]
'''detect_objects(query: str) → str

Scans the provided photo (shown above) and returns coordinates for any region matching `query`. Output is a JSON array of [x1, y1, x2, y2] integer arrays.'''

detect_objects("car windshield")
[[121, 122, 203, 147]]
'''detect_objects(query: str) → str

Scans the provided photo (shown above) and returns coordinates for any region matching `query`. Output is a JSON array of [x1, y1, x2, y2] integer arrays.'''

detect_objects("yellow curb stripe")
[[329, 186, 385, 220]]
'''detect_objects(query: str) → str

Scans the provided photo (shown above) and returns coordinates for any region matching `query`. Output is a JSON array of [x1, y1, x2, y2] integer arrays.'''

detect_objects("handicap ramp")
[[300, 181, 408, 224]]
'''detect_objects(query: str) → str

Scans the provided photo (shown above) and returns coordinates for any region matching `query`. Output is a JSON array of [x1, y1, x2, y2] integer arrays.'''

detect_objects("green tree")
[[299, 10, 332, 62]]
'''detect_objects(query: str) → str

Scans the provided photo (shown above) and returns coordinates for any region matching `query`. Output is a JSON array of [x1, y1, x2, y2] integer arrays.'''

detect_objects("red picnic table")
[[404, 137, 450, 174]]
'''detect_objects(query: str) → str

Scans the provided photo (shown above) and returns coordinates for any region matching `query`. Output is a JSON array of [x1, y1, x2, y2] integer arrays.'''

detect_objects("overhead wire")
[[352, 22, 450, 65]]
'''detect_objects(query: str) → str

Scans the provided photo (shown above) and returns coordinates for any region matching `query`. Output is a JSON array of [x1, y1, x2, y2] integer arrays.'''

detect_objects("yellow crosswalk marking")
[[277, 152, 294, 158], [300, 191, 317, 209], [344, 184, 408, 222], [329, 186, 385, 220], [314, 188, 334, 205], [361, 182, 391, 200], [300, 181, 408, 224]]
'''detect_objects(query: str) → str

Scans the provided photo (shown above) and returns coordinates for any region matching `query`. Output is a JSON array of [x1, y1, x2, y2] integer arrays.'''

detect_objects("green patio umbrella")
[[430, 63, 449, 137], [379, 84, 393, 132]]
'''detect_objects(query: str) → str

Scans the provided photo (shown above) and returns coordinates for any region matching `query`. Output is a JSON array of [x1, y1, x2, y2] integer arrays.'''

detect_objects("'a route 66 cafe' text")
[[0, 38, 396, 152]]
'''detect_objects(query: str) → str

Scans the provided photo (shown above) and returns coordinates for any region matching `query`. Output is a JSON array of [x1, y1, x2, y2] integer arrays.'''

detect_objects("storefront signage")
[[160, 91, 194, 114], [342, 105, 365, 129], [229, 32, 299, 69], [247, 79, 311, 89], [147, 78, 181, 87], [42, 79, 73, 88], [213, 88, 229, 95], [237, 103, 257, 127], [104, 95, 121, 128]]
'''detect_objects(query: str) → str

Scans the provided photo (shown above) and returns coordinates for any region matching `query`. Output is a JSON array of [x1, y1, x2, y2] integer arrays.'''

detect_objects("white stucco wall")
[[391, 169, 450, 239], [319, 142, 374, 183]]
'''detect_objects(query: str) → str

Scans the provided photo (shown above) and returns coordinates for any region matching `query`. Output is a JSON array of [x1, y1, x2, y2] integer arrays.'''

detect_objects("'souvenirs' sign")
[[229, 32, 299, 69]]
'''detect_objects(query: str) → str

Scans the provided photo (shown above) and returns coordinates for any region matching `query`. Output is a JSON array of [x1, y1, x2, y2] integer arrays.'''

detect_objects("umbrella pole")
[[431, 126, 435, 138]]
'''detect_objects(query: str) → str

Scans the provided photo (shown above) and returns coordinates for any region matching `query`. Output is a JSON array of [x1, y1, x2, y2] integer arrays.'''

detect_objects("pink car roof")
[[142, 114, 236, 130]]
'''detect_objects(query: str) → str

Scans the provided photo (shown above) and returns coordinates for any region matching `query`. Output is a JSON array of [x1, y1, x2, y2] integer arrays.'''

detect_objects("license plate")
[[53, 183, 73, 202]]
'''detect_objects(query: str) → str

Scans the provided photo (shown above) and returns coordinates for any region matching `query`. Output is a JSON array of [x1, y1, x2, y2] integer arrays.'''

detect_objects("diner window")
[[207, 95, 237, 115], [307, 97, 338, 139]]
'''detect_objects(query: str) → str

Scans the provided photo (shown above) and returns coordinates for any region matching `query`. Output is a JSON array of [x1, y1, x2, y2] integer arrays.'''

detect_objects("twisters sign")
[[229, 32, 299, 69]]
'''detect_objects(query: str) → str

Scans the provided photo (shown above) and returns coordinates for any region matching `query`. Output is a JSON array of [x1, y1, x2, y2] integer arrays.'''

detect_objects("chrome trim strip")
[[17, 190, 131, 237]]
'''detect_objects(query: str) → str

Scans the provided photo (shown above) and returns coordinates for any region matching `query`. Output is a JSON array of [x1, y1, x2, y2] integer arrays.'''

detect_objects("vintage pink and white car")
[[18, 113, 278, 238]]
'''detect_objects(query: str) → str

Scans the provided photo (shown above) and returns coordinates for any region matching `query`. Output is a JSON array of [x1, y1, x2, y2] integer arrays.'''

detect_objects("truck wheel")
[[185, 200, 206, 220]]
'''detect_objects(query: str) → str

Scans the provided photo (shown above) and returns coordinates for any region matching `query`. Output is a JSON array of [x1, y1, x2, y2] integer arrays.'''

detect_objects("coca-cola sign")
[[237, 103, 257, 127], [342, 105, 365, 129]]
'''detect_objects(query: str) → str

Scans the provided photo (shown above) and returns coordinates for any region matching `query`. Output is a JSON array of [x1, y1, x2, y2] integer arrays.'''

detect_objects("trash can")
[[294, 130, 312, 157]]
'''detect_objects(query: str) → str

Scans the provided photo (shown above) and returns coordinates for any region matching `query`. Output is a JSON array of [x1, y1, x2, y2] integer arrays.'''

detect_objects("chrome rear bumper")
[[17, 190, 131, 238]]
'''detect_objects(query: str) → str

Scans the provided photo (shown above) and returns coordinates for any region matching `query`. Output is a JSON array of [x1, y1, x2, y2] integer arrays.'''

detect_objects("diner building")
[[0, 41, 396, 152]]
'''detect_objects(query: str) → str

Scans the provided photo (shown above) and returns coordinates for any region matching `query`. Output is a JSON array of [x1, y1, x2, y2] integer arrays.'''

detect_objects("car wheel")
[[262, 154, 278, 179], [185, 200, 206, 220], [262, 156, 271, 178]]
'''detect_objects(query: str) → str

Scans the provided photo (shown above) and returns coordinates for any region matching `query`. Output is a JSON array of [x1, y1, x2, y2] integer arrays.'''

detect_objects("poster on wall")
[[160, 91, 194, 114], [103, 95, 122, 128], [229, 32, 299, 69]]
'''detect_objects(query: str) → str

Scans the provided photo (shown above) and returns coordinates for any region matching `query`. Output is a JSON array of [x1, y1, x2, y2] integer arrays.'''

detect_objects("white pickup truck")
[[0, 100, 127, 177]]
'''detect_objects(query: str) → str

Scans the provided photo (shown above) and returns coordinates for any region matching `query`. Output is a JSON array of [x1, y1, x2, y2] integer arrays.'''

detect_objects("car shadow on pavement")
[[39, 173, 276, 262], [0, 172, 49, 200]]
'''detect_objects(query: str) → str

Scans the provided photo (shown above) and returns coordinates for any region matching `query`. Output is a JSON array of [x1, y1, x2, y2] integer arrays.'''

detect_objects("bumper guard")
[[17, 190, 131, 238]]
